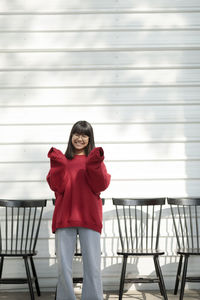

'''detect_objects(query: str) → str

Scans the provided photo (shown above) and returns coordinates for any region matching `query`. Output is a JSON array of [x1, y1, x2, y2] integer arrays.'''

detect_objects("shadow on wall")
[[0, 199, 197, 292], [1, 0, 200, 291], [1, 1, 199, 199], [100, 202, 177, 291]]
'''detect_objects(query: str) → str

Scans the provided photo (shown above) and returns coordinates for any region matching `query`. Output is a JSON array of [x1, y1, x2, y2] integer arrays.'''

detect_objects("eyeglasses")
[[72, 133, 89, 140]]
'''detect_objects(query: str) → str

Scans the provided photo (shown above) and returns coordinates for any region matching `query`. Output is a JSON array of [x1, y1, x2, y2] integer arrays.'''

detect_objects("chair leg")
[[23, 256, 35, 300], [153, 255, 163, 296], [153, 255, 168, 300], [174, 254, 183, 295], [119, 255, 128, 300], [179, 255, 189, 300], [0, 257, 4, 278], [30, 256, 41, 296], [54, 285, 57, 300]]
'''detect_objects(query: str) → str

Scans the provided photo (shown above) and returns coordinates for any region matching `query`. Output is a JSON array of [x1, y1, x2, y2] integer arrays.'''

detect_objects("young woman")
[[46, 120, 111, 300]]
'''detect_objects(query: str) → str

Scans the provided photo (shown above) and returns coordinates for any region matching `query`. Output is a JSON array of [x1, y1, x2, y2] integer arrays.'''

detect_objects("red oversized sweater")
[[46, 147, 111, 234]]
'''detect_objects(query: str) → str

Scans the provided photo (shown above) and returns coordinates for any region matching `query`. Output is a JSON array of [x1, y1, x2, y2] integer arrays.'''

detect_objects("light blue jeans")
[[55, 227, 103, 300]]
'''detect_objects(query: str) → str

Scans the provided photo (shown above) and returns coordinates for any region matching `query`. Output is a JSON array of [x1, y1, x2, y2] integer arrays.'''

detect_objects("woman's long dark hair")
[[65, 121, 95, 159]]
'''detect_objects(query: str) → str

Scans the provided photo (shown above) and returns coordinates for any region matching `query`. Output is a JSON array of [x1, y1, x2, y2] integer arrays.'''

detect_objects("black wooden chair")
[[0, 199, 47, 300], [52, 197, 105, 284], [167, 197, 200, 300], [112, 198, 168, 300]]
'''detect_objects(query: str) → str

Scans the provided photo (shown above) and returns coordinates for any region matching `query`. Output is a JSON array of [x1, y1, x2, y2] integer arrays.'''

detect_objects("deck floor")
[[0, 290, 200, 300]]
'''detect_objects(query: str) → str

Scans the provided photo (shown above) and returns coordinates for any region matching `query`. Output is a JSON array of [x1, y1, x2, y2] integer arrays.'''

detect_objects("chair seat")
[[117, 248, 165, 256], [0, 250, 37, 257], [177, 248, 200, 255], [124, 275, 160, 283]]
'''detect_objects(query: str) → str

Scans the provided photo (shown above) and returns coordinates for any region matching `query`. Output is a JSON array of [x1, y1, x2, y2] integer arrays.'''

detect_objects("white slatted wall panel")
[[0, 0, 200, 291]]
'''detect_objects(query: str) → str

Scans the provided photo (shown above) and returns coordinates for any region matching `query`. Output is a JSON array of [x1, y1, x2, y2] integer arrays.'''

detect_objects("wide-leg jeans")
[[55, 227, 103, 300]]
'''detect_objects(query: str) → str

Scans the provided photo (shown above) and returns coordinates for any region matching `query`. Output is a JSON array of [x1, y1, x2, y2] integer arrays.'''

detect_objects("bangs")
[[71, 122, 91, 137]]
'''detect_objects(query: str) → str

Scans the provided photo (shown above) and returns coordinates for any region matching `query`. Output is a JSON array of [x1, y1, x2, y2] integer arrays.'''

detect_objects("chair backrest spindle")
[[25, 207, 31, 251], [155, 205, 162, 249], [21, 207, 25, 251], [15, 207, 20, 251], [135, 206, 138, 249], [178, 206, 185, 248], [183, 206, 189, 248], [5, 207, 8, 251], [129, 206, 134, 250], [30, 207, 37, 251], [170, 204, 180, 249], [195, 206, 199, 249], [115, 205, 124, 252], [189, 206, 194, 249], [140, 206, 143, 250], [33, 206, 44, 252], [146, 206, 149, 249], [123, 206, 129, 250], [151, 205, 155, 249], [11, 207, 14, 251]]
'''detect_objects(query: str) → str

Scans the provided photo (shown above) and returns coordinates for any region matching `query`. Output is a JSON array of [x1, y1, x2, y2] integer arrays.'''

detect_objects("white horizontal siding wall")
[[0, 0, 200, 292]]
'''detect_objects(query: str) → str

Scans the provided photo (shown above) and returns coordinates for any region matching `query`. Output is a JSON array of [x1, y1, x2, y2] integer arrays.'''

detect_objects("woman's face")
[[71, 133, 89, 155]]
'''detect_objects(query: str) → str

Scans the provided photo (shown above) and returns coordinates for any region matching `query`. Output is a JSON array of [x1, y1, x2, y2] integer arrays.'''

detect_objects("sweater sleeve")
[[85, 147, 111, 194], [46, 147, 67, 193]]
